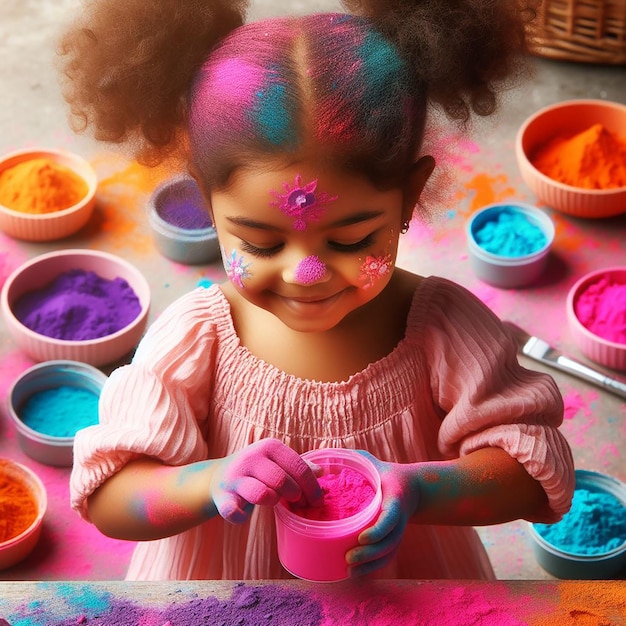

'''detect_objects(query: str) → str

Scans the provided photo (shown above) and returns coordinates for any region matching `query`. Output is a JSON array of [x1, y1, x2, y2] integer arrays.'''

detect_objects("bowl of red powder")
[[0, 458, 47, 570], [1, 249, 151, 367], [528, 469, 626, 579], [148, 175, 220, 265], [516, 99, 626, 218], [274, 448, 382, 582], [466, 202, 555, 288], [566, 266, 626, 371], [0, 147, 97, 241], [8, 360, 107, 467]]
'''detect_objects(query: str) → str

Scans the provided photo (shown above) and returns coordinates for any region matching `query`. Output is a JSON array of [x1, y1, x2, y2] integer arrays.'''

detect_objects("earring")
[[400, 221, 410, 234]]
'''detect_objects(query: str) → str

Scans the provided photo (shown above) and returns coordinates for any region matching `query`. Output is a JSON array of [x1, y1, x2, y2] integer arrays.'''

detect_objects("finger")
[[349, 549, 397, 579], [347, 521, 404, 567], [215, 493, 253, 524], [246, 457, 303, 502], [357, 500, 402, 544]]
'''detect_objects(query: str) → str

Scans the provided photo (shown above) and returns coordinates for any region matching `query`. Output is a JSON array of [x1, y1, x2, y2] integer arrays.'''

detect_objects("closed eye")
[[240, 241, 284, 258], [329, 234, 375, 253]]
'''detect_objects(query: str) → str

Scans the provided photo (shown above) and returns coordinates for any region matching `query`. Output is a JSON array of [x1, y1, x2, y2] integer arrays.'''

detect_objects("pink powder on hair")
[[290, 467, 375, 521], [574, 275, 626, 344]]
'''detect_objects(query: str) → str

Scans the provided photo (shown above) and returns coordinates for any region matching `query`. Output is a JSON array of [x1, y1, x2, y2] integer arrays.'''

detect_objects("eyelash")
[[239, 234, 376, 258]]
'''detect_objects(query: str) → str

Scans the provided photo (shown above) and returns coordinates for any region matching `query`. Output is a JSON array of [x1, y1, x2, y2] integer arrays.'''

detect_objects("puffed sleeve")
[[422, 279, 575, 519], [70, 287, 220, 520]]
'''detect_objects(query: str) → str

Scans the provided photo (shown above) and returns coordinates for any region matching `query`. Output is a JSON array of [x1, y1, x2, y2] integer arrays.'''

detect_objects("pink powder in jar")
[[574, 275, 626, 344], [289, 467, 375, 521]]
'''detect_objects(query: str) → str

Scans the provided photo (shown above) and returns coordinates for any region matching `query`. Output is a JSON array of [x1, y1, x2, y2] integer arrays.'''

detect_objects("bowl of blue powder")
[[466, 202, 555, 288], [8, 360, 107, 466], [528, 469, 626, 579], [1, 249, 150, 367], [148, 175, 220, 265]]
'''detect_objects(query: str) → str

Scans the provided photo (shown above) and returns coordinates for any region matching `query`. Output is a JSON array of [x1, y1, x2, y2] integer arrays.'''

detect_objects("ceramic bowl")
[[466, 202, 555, 288], [0, 147, 98, 241], [148, 175, 220, 265], [515, 99, 626, 218], [8, 360, 107, 467], [528, 469, 626, 579], [566, 266, 626, 371], [0, 249, 151, 367], [0, 459, 47, 570]]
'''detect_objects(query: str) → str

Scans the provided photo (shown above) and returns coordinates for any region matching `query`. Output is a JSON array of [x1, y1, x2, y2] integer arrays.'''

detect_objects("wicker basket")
[[526, 0, 626, 65]]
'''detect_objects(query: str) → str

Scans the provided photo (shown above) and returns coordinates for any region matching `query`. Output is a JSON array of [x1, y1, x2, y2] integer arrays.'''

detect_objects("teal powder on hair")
[[254, 81, 293, 146], [20, 386, 100, 437], [475, 209, 547, 257], [534, 488, 626, 555]]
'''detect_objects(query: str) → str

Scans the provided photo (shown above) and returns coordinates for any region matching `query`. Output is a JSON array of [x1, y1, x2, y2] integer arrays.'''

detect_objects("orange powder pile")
[[0, 157, 89, 214], [530, 123, 626, 189], [0, 473, 38, 543]]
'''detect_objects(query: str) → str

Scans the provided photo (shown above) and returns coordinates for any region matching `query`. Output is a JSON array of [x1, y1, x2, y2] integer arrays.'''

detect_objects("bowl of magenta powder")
[[8, 360, 107, 466], [528, 469, 626, 579], [0, 458, 47, 569], [148, 175, 220, 265], [274, 448, 382, 582], [566, 266, 626, 371], [466, 202, 555, 288], [1, 249, 150, 367]]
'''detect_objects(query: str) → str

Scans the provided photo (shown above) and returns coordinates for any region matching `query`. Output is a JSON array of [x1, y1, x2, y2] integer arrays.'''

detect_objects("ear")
[[401, 155, 435, 224]]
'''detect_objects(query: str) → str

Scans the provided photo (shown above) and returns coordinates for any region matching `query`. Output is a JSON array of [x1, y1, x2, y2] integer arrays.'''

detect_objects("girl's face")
[[209, 162, 411, 333]]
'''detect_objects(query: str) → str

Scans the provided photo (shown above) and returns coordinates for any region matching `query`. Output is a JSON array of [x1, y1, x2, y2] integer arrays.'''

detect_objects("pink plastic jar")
[[274, 448, 382, 582]]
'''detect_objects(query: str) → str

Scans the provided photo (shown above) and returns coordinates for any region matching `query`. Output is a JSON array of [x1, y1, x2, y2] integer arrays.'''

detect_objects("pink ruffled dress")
[[71, 277, 574, 580]]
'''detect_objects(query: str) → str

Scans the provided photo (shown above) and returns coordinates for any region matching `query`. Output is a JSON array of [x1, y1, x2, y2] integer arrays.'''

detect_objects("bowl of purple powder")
[[148, 175, 220, 265], [566, 266, 626, 371], [528, 469, 626, 579], [466, 202, 555, 288], [8, 360, 107, 466], [1, 249, 150, 367]]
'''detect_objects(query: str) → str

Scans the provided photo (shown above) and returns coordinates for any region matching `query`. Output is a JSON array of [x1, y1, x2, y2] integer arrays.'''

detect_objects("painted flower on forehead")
[[359, 254, 392, 289], [223, 248, 252, 289], [270, 174, 338, 231]]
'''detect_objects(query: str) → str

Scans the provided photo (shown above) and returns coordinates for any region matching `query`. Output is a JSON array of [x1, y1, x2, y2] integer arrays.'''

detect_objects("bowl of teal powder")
[[148, 175, 220, 265], [8, 360, 107, 466], [1, 249, 151, 366], [466, 202, 555, 288], [528, 469, 626, 579]]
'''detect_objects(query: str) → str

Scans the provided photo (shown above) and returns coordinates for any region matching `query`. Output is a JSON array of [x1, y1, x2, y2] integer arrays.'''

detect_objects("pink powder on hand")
[[289, 467, 375, 521], [574, 276, 626, 344]]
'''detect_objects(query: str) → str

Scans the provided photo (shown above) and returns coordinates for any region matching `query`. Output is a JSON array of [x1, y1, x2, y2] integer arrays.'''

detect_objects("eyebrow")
[[226, 210, 385, 231]]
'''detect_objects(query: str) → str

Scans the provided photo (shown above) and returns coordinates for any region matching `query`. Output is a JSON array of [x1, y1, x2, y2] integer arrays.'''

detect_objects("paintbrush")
[[503, 321, 626, 400]]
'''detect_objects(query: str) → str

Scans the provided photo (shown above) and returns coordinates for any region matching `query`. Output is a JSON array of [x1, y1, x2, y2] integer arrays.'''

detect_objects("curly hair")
[[58, 0, 538, 189]]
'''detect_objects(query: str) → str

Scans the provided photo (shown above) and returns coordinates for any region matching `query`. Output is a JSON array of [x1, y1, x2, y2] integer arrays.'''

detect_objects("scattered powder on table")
[[20, 386, 100, 437], [0, 469, 38, 543], [530, 123, 626, 189], [474, 208, 547, 257], [534, 488, 626, 555], [13, 269, 141, 341], [289, 467, 375, 521], [574, 275, 626, 344], [0, 157, 89, 214]]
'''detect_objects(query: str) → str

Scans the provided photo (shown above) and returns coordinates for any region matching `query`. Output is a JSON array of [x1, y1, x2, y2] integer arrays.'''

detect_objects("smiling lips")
[[279, 290, 343, 312]]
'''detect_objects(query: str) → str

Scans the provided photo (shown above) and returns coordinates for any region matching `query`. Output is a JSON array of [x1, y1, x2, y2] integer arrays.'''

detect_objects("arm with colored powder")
[[86, 438, 323, 541], [346, 447, 553, 577]]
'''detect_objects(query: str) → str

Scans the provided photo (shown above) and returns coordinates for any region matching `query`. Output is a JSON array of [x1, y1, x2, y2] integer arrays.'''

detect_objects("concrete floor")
[[1, 0, 625, 582]]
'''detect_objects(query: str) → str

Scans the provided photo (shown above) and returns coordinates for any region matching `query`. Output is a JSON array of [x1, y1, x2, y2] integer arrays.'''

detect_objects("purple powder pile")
[[13, 269, 142, 341], [157, 181, 212, 230]]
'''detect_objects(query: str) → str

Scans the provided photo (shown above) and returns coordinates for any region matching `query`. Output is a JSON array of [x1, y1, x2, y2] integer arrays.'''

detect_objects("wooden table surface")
[[0, 579, 625, 625]]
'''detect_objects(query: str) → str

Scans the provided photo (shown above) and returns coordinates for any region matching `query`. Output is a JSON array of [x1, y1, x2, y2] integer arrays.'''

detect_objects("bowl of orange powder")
[[515, 99, 626, 218], [0, 458, 47, 570], [0, 147, 97, 241]]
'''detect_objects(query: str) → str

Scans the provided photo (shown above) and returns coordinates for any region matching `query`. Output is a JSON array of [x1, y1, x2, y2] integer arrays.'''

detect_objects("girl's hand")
[[209, 438, 323, 524], [346, 451, 420, 577]]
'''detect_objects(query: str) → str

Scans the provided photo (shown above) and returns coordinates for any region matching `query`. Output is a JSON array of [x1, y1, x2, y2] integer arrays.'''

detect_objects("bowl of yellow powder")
[[0, 458, 47, 570], [516, 99, 626, 218], [0, 147, 97, 241]]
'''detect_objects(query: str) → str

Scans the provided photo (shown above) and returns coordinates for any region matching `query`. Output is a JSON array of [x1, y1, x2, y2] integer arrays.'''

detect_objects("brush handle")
[[552, 355, 626, 400]]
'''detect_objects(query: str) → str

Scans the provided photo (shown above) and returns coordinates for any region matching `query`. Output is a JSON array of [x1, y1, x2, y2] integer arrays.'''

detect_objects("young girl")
[[60, 0, 574, 580]]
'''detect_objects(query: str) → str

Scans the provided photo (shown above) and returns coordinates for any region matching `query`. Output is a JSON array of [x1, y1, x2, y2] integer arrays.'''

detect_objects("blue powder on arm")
[[475, 209, 547, 257], [534, 488, 626, 555]]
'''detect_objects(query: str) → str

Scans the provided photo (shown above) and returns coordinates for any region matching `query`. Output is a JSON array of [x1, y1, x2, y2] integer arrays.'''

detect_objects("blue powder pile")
[[474, 209, 547, 257], [534, 488, 626, 555], [20, 386, 99, 437], [13, 269, 141, 341]]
